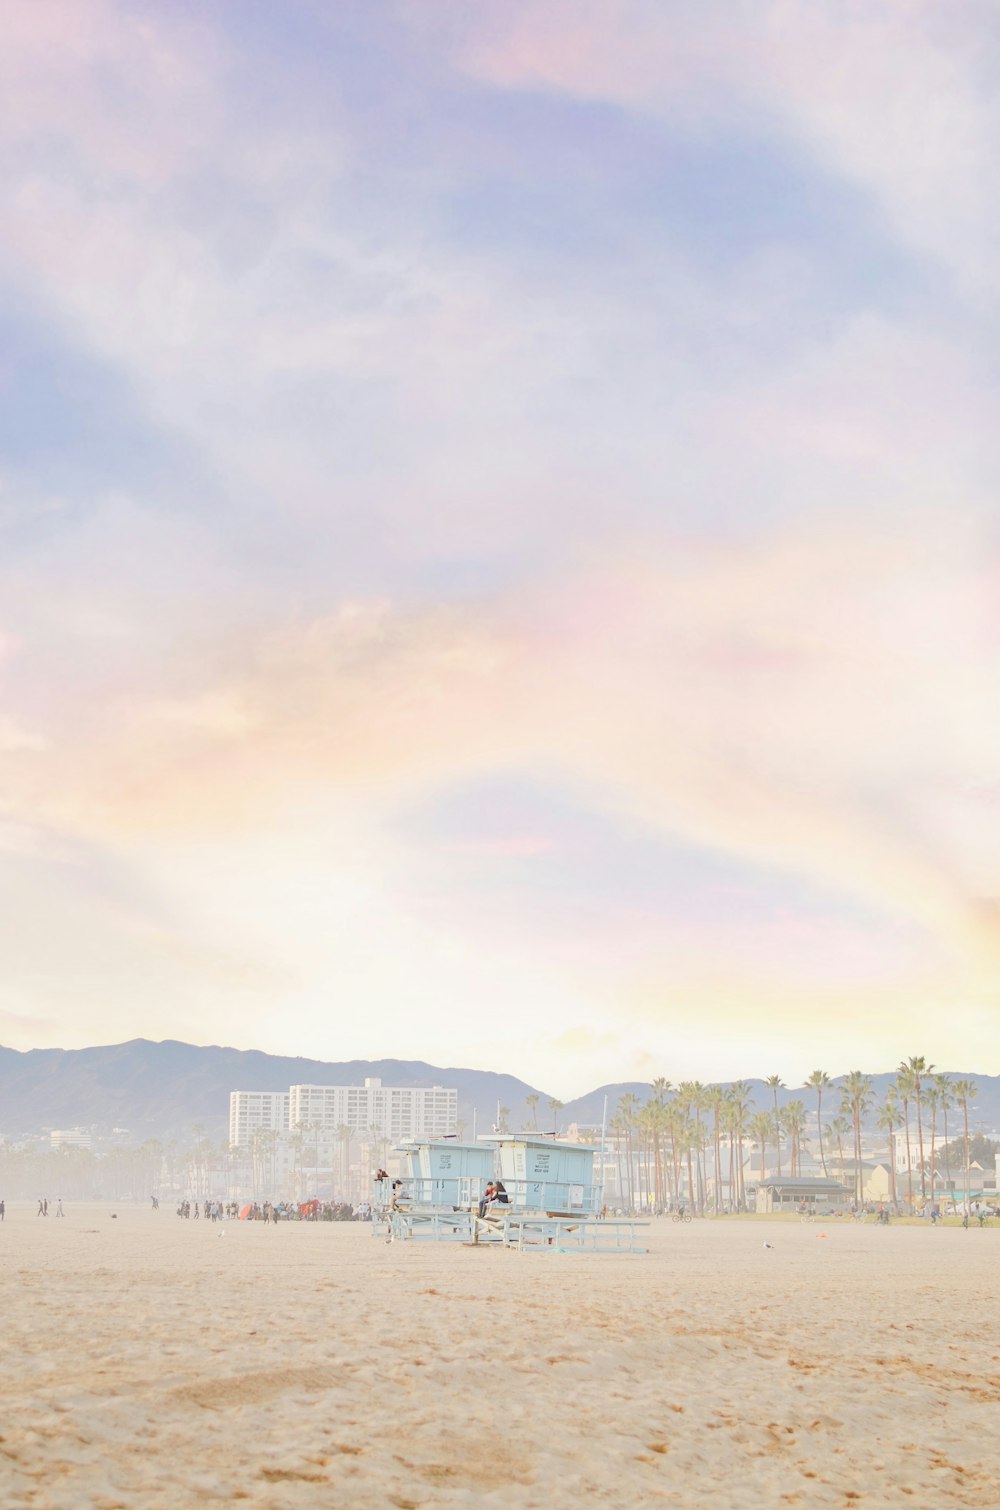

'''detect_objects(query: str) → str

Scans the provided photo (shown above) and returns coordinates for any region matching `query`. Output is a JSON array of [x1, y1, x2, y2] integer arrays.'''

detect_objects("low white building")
[[50, 1128, 92, 1151]]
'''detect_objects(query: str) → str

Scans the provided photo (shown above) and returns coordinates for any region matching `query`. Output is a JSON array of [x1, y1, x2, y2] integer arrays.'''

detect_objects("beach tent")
[[239, 1203, 253, 1220]]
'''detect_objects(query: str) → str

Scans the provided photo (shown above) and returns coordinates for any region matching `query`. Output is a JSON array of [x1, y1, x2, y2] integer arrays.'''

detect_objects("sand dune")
[[1, 1206, 997, 1507]]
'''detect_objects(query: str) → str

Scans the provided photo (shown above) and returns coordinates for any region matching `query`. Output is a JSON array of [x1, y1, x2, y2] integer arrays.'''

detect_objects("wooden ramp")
[[473, 1212, 647, 1253], [382, 1208, 474, 1243], [376, 1207, 647, 1254]]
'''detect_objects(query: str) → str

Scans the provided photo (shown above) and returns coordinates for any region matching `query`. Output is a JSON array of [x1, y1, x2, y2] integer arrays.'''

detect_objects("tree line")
[[603, 1058, 984, 1214]]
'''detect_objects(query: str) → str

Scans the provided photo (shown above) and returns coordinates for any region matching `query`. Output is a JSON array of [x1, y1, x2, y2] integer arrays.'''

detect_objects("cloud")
[[0, 2, 995, 1089], [8, 515, 994, 931], [432, 0, 1000, 299], [0, 719, 45, 753]]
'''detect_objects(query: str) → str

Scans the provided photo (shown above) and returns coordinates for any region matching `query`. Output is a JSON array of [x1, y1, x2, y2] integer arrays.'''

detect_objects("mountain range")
[[1, 1039, 998, 1145]]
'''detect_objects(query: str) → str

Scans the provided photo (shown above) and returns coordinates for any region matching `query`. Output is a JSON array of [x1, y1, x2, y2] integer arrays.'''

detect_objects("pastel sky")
[[1, 1, 997, 1097]]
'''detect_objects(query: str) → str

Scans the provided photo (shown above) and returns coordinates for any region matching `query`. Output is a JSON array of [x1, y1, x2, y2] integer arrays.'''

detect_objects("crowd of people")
[[173, 1198, 367, 1221]]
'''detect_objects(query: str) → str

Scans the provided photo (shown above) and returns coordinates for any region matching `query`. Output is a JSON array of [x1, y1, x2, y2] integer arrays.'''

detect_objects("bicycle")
[[671, 1209, 692, 1224]]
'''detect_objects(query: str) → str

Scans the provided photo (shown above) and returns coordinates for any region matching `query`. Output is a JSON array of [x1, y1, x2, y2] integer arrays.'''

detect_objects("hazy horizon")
[[1, 3, 997, 1096], [1, 1033, 995, 1110]]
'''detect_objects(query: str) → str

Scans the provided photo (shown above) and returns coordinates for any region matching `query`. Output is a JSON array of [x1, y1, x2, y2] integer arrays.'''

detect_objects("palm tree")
[[875, 1094, 899, 1211], [727, 1081, 755, 1211], [707, 1087, 725, 1214], [925, 1083, 941, 1202], [804, 1071, 832, 1177], [616, 1095, 638, 1210], [719, 1096, 739, 1213], [749, 1111, 773, 1193], [894, 1066, 915, 1210], [952, 1080, 977, 1215], [828, 1114, 851, 1187], [289, 1123, 307, 1202], [609, 1110, 627, 1207], [840, 1072, 873, 1204], [649, 1079, 672, 1208], [638, 1102, 661, 1210], [665, 1101, 685, 1207], [781, 1101, 808, 1178], [336, 1124, 352, 1200], [690, 1083, 708, 1214], [934, 1075, 953, 1190], [547, 1098, 564, 1136], [764, 1076, 785, 1179], [525, 1094, 539, 1132], [676, 1084, 702, 1214], [900, 1056, 934, 1199]]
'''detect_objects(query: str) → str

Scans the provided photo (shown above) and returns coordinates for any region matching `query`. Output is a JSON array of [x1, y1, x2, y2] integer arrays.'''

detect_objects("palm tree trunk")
[[713, 1115, 722, 1216], [902, 1098, 913, 1210], [915, 1087, 926, 1199]]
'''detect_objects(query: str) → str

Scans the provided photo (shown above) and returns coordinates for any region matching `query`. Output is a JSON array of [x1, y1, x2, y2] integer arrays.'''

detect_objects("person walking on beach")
[[0, 1199, 5, 1221], [56, 1198, 64, 1217], [37, 1198, 45, 1216]]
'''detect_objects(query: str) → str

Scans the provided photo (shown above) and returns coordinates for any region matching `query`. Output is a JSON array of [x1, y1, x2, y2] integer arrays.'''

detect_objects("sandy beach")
[[1, 1206, 997, 1508]]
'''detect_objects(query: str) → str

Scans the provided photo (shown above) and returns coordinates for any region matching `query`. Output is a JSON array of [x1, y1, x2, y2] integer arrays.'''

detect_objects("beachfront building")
[[752, 1176, 849, 1213], [228, 1091, 291, 1147], [288, 1078, 457, 1143], [229, 1080, 457, 1149], [49, 1127, 93, 1151], [225, 1077, 457, 1201]]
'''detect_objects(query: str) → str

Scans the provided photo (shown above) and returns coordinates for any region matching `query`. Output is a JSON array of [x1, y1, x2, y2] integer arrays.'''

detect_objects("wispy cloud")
[[0, 1, 995, 1091]]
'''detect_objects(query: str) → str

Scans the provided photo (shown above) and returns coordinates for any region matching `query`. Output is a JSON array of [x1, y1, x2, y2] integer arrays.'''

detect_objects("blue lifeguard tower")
[[492, 1136, 601, 1216], [400, 1140, 496, 1209], [377, 1134, 643, 1252]]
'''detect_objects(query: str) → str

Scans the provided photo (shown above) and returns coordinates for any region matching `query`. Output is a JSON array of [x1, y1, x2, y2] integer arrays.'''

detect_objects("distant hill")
[[1, 1040, 997, 1146], [0, 1039, 549, 1144]]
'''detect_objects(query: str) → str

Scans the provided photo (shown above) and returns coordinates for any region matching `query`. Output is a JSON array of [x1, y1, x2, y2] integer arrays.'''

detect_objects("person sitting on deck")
[[478, 1181, 510, 1218]]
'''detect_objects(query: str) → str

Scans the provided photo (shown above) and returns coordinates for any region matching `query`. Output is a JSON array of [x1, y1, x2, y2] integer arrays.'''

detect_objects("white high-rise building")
[[229, 1091, 290, 1147], [288, 1077, 456, 1142], [229, 1079, 457, 1148]]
